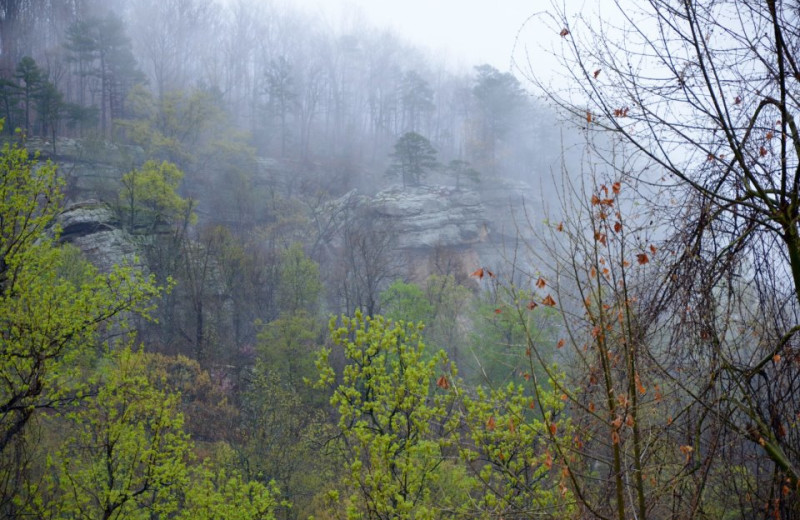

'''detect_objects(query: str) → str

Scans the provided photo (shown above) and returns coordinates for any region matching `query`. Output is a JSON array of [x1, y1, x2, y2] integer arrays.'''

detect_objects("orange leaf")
[[759, 146, 768, 157], [486, 416, 496, 431], [636, 253, 649, 265], [591, 194, 600, 206], [679, 445, 694, 462], [471, 268, 484, 279], [612, 416, 623, 429], [593, 69, 601, 78], [544, 451, 553, 469], [626, 414, 635, 427], [595, 232, 607, 245], [588, 402, 596, 412], [549, 423, 558, 435], [509, 418, 516, 433], [542, 294, 557, 307], [526, 300, 538, 310], [612, 181, 621, 194], [556, 221, 564, 232], [494, 308, 502, 314], [635, 374, 646, 395], [486, 269, 496, 278], [614, 221, 622, 233], [557, 338, 565, 349], [590, 266, 597, 278], [560, 28, 569, 37], [523, 372, 531, 381], [767, 131, 774, 140], [612, 431, 620, 445], [536, 277, 546, 289], [436, 375, 450, 390], [586, 110, 593, 123], [649, 244, 657, 254]]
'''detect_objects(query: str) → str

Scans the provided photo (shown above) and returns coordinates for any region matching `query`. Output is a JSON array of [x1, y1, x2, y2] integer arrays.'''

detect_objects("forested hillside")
[[2, 0, 800, 518]]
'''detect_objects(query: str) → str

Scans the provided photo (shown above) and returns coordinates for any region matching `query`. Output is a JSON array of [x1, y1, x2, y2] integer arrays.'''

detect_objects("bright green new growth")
[[461, 381, 572, 517], [119, 159, 195, 233], [50, 346, 192, 519], [0, 126, 161, 459], [315, 312, 460, 519]]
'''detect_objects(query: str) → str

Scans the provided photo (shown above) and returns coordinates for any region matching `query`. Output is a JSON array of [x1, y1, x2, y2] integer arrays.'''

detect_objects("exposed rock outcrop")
[[369, 185, 488, 250], [55, 200, 142, 273], [322, 185, 489, 253]]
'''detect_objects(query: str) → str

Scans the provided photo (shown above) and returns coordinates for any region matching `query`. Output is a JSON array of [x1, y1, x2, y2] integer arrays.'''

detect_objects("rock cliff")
[[369, 185, 488, 250], [55, 200, 142, 273]]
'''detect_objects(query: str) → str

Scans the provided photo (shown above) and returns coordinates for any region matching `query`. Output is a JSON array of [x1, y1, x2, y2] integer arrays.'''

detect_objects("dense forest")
[[2, 0, 800, 518]]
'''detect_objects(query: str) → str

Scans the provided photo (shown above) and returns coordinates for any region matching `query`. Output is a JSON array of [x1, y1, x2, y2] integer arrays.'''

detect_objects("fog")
[[283, 0, 539, 71], [3, 0, 797, 518]]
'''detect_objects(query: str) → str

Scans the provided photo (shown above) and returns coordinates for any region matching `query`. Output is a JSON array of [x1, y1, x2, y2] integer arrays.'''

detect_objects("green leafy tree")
[[178, 463, 280, 520], [386, 132, 439, 188], [45, 347, 192, 520], [380, 280, 434, 325], [0, 129, 161, 516], [276, 242, 322, 316], [0, 131, 160, 462], [241, 310, 333, 518], [379, 276, 472, 367], [120, 86, 225, 167], [255, 311, 320, 394], [314, 312, 461, 519], [119, 160, 195, 233], [460, 381, 572, 518]]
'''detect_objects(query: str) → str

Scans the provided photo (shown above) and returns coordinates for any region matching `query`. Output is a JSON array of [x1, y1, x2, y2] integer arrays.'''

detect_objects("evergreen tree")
[[13, 56, 43, 135], [64, 15, 144, 134], [386, 132, 438, 188]]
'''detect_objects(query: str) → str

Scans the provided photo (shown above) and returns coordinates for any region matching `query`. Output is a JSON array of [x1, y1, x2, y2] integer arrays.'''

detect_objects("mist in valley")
[[1, 1, 797, 518]]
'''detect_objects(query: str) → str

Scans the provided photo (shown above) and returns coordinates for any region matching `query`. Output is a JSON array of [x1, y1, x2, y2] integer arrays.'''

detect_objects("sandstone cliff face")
[[369, 185, 488, 250], [55, 201, 142, 273]]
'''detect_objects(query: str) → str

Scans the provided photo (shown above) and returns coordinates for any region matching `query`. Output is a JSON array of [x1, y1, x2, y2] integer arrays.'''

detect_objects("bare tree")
[[521, 1, 800, 516], [329, 205, 398, 317]]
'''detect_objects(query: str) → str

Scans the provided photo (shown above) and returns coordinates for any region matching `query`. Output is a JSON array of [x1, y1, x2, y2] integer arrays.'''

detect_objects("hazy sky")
[[285, 0, 544, 71]]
